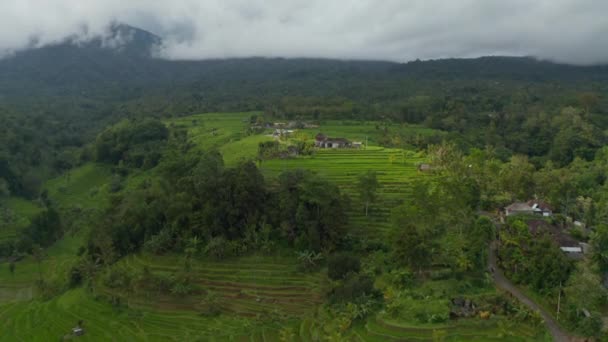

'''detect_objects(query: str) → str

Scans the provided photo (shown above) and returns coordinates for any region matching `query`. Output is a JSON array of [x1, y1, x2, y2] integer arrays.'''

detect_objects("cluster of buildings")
[[504, 199, 588, 259]]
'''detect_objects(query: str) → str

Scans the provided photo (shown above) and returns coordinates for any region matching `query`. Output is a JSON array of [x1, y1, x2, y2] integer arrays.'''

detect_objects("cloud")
[[1, 0, 607, 65]]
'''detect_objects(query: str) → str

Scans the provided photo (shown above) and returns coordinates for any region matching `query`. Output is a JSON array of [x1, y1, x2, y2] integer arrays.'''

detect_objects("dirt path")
[[489, 242, 573, 342]]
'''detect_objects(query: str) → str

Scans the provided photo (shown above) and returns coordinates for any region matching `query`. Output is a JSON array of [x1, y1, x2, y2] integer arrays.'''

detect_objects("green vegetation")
[[0, 112, 555, 341], [2, 53, 608, 340], [0, 197, 41, 245]]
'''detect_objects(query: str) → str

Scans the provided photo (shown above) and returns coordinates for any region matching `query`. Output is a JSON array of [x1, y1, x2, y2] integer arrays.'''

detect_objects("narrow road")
[[489, 242, 572, 342]]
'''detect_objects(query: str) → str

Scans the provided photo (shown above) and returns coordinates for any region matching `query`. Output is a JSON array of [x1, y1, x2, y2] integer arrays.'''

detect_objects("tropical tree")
[[357, 170, 380, 216], [564, 261, 607, 313], [8, 260, 15, 276], [0, 178, 9, 198], [590, 224, 608, 273], [392, 221, 434, 272], [32, 244, 46, 284]]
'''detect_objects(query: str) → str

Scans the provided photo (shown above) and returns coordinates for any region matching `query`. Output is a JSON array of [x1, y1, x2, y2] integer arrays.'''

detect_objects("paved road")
[[489, 242, 573, 342]]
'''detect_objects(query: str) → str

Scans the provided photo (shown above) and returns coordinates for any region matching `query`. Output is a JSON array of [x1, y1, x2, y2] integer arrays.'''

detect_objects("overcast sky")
[[2, 0, 608, 65]]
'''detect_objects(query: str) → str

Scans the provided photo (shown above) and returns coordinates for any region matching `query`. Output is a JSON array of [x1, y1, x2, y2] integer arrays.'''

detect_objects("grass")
[[220, 134, 274, 166], [0, 197, 42, 243], [0, 163, 114, 304], [44, 163, 113, 210]]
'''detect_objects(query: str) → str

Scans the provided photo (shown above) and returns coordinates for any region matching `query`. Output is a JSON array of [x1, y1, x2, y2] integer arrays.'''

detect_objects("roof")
[[325, 138, 350, 144], [506, 202, 533, 211], [315, 133, 327, 141], [561, 247, 582, 253], [527, 200, 552, 211]]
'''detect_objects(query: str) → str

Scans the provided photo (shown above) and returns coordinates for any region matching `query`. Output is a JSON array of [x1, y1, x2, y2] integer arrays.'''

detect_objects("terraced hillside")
[[169, 112, 275, 166], [102, 254, 326, 319], [1, 253, 323, 341], [352, 316, 548, 341], [0, 287, 289, 341], [261, 147, 428, 239], [168, 112, 434, 240], [44, 163, 113, 210], [0, 113, 443, 341]]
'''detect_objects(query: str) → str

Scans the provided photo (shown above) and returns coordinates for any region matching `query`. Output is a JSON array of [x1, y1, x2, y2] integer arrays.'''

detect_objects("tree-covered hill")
[[1, 25, 607, 197]]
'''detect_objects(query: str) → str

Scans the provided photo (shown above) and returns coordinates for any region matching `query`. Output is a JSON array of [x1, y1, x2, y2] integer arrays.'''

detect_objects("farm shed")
[[314, 133, 351, 148], [505, 200, 552, 217], [505, 202, 534, 216], [417, 163, 433, 172]]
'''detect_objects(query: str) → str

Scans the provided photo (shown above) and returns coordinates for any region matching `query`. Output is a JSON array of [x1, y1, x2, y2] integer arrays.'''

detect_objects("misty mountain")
[[1, 23, 608, 101]]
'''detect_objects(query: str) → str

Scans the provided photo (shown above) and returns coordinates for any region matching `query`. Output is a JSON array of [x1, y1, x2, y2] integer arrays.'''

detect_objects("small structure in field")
[[315, 133, 351, 148], [417, 163, 433, 172], [352, 141, 363, 148], [273, 129, 294, 138], [505, 200, 552, 217]]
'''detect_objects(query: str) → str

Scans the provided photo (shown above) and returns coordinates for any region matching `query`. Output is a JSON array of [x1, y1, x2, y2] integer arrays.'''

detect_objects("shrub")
[[170, 282, 193, 296], [389, 268, 414, 289], [143, 229, 174, 254], [385, 294, 449, 324], [108, 175, 123, 193], [329, 273, 379, 303], [577, 314, 603, 337], [102, 267, 132, 289], [204, 237, 228, 260], [328, 253, 361, 280], [199, 290, 222, 317], [297, 250, 324, 272], [68, 265, 83, 288]]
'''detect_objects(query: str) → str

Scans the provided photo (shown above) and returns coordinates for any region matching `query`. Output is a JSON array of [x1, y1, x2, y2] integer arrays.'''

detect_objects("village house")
[[505, 200, 552, 217], [315, 133, 351, 148], [527, 220, 585, 260]]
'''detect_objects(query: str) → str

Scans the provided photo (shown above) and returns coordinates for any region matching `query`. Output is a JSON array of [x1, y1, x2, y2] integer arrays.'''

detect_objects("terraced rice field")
[[169, 112, 433, 240], [0, 114, 446, 340], [352, 315, 548, 341], [0, 287, 289, 341], [104, 254, 325, 319], [261, 147, 428, 239], [1, 253, 322, 341]]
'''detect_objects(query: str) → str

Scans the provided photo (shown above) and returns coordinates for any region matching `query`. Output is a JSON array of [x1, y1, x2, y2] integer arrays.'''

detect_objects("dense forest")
[[1, 27, 607, 200]]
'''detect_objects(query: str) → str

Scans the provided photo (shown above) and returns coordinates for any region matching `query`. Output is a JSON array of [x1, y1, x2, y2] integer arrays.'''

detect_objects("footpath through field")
[[489, 242, 575, 342]]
